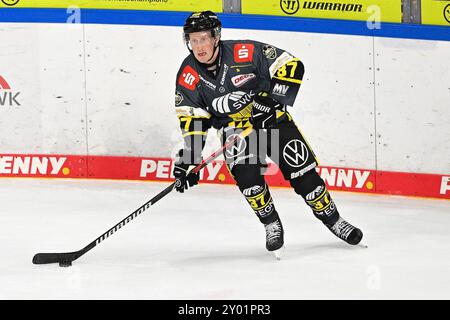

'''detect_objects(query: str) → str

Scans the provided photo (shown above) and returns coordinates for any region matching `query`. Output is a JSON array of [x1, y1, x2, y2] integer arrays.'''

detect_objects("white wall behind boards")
[[374, 37, 450, 174], [0, 23, 448, 175], [0, 24, 87, 155], [83, 24, 182, 157]]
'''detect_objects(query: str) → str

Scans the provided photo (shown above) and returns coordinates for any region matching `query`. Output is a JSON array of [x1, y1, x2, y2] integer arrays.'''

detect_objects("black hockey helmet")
[[183, 11, 222, 43]]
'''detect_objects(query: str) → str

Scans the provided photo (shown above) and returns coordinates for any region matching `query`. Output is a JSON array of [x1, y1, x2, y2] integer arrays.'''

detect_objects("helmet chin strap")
[[198, 41, 221, 69], [204, 43, 219, 64]]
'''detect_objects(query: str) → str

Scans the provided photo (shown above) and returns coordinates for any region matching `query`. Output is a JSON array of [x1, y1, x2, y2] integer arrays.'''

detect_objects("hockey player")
[[172, 11, 363, 256]]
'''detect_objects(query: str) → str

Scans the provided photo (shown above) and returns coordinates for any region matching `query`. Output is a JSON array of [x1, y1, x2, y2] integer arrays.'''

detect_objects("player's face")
[[188, 31, 218, 64]]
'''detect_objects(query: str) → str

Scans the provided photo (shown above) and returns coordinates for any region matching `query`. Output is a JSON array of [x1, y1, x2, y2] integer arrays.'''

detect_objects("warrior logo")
[[283, 139, 309, 167], [444, 4, 450, 24], [1, 0, 20, 6], [280, 0, 300, 15]]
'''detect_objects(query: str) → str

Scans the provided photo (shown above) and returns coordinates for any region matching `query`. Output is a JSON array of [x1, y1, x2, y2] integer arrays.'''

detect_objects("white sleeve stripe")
[[218, 95, 226, 113], [176, 106, 211, 118], [269, 52, 296, 78], [223, 95, 230, 113]]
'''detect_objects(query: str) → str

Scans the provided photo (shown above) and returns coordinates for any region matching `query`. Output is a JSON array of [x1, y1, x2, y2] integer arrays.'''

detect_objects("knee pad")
[[290, 169, 323, 197], [290, 170, 339, 224]]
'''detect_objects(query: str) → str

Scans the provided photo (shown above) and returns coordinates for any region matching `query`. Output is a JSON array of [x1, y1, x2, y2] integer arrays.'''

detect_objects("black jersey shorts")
[[221, 121, 319, 181]]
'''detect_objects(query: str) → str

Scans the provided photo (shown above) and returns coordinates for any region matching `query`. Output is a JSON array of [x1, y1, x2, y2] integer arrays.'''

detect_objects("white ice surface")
[[0, 178, 449, 300]]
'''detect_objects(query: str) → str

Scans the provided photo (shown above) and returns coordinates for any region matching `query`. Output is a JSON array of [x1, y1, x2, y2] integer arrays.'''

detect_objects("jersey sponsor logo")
[[175, 91, 183, 106], [220, 64, 229, 85], [178, 65, 199, 91], [272, 83, 290, 96], [234, 44, 254, 63], [211, 90, 255, 114], [263, 44, 277, 59], [283, 139, 309, 168], [231, 73, 256, 87], [0, 156, 68, 175], [232, 90, 255, 110], [199, 75, 217, 91]]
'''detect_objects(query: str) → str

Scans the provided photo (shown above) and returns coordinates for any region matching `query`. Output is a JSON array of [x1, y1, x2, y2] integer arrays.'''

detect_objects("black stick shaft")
[[33, 127, 253, 265]]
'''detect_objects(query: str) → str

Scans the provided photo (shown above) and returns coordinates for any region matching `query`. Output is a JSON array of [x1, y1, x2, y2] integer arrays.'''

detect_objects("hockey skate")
[[264, 219, 284, 260], [325, 216, 363, 245]]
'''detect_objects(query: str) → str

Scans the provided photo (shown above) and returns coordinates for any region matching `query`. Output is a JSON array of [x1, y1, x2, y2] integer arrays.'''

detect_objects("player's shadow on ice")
[[170, 242, 364, 265], [285, 242, 367, 258]]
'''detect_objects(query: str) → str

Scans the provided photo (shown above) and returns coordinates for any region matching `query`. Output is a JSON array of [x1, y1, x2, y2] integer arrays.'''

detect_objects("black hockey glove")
[[173, 149, 200, 193], [251, 91, 284, 129]]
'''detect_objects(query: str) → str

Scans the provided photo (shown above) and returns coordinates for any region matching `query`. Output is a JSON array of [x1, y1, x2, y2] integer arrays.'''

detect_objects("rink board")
[[0, 14, 449, 200], [0, 154, 449, 199]]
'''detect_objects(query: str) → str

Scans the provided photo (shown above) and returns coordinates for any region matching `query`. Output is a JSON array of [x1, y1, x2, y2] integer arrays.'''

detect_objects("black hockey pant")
[[222, 121, 340, 225]]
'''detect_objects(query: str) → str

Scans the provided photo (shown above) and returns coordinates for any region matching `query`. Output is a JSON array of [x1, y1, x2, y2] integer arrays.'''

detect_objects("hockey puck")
[[59, 261, 72, 267]]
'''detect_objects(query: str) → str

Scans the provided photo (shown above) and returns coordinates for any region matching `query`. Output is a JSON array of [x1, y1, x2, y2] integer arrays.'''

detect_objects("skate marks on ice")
[[167, 241, 367, 267]]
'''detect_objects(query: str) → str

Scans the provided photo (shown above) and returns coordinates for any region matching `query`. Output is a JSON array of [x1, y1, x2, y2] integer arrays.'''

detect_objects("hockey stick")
[[32, 126, 253, 266]]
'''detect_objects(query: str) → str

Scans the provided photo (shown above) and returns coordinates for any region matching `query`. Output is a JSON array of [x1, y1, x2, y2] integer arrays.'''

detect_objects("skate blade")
[[273, 246, 285, 261], [358, 242, 368, 249]]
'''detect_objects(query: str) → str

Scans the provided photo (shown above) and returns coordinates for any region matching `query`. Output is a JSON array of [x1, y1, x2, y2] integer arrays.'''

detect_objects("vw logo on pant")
[[283, 139, 309, 167], [225, 134, 247, 158]]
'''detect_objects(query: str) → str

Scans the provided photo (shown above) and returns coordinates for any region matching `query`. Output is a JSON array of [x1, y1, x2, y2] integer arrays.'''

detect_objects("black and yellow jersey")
[[174, 40, 305, 161]]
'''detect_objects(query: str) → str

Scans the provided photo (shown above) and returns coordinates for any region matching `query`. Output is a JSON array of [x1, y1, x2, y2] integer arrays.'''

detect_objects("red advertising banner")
[[1, 154, 449, 200]]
